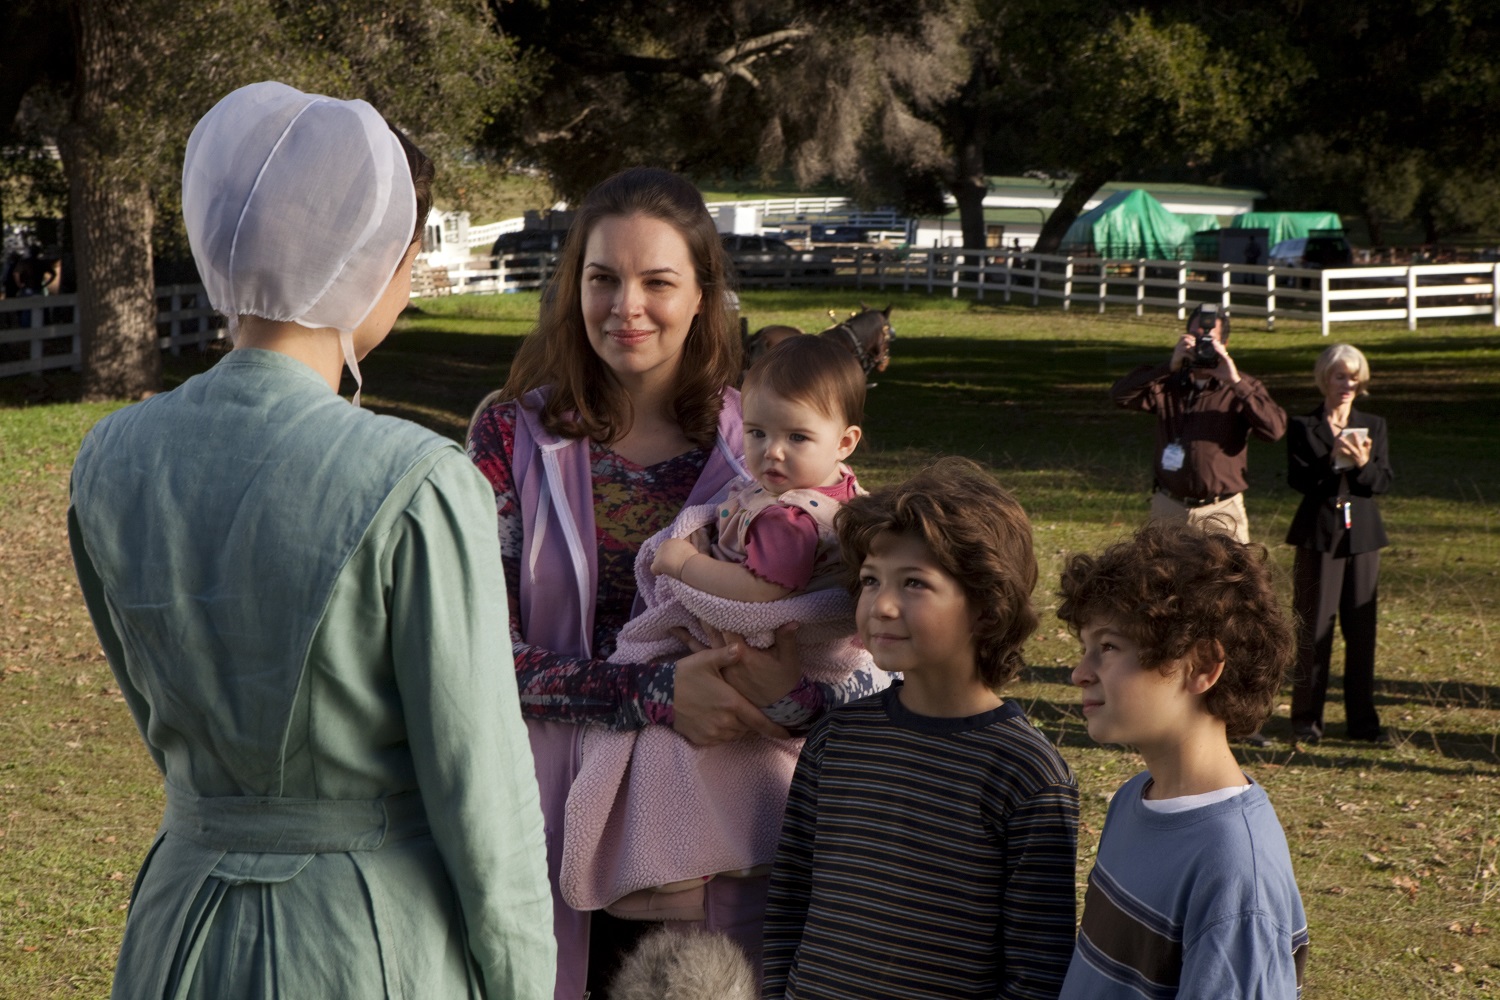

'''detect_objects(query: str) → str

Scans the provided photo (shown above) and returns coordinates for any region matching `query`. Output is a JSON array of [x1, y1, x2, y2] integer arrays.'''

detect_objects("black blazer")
[[1285, 406, 1393, 553]]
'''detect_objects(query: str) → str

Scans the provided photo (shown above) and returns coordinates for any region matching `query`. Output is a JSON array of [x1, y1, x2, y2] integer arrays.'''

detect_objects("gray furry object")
[[608, 927, 757, 1000]]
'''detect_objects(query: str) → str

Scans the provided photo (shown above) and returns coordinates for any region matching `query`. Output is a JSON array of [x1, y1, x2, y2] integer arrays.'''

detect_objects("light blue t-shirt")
[[1059, 770, 1309, 999]]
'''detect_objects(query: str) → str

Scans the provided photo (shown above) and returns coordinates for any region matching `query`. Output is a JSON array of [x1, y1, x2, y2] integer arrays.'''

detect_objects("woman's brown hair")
[[482, 167, 741, 448], [836, 457, 1040, 689]]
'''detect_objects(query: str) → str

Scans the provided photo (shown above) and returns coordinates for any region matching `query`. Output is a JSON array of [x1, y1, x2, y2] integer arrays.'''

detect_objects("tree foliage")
[[486, 0, 965, 210], [2, 0, 515, 398], [1251, 0, 1500, 244], [485, 0, 1303, 253], [1029, 5, 1301, 251], [7, 0, 1495, 402]]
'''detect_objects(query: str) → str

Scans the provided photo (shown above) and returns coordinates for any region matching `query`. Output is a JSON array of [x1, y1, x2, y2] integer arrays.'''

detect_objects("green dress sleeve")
[[383, 450, 556, 997], [67, 502, 165, 774]]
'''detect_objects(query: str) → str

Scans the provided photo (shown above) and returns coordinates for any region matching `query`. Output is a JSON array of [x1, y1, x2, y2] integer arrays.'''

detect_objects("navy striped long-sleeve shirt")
[[762, 684, 1080, 1000]]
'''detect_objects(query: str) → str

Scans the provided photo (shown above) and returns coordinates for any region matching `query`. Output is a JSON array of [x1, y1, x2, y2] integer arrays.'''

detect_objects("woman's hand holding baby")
[[672, 623, 802, 712], [672, 641, 792, 745]]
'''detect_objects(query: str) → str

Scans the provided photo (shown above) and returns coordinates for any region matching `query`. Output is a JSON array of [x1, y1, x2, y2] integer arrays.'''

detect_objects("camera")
[[1189, 305, 1222, 369]]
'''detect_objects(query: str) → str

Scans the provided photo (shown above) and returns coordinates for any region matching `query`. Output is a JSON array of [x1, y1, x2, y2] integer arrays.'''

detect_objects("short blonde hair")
[[1314, 343, 1371, 396]]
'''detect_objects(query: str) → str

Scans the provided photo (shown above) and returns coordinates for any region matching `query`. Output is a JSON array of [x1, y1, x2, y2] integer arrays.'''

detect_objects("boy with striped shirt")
[[761, 458, 1079, 1000], [1057, 522, 1309, 999]]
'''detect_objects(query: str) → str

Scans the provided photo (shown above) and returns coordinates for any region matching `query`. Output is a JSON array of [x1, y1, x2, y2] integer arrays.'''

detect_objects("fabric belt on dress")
[[162, 786, 429, 853], [1156, 486, 1239, 508]]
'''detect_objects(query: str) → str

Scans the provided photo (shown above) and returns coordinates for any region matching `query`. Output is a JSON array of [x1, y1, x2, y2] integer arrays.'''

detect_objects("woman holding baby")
[[467, 167, 885, 999]]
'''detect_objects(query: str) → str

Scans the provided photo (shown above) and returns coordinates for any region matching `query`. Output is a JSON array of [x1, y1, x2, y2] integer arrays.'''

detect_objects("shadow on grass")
[[1375, 677, 1500, 710], [1016, 667, 1500, 766], [1023, 696, 1499, 772], [6, 305, 1496, 522], [355, 328, 526, 440]]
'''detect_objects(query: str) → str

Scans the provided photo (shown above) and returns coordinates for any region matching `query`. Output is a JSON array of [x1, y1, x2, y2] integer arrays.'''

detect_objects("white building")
[[912, 176, 1265, 250]]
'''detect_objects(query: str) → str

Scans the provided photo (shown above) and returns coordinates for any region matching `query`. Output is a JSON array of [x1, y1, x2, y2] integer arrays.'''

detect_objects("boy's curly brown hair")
[[1055, 520, 1294, 737], [836, 457, 1039, 690]]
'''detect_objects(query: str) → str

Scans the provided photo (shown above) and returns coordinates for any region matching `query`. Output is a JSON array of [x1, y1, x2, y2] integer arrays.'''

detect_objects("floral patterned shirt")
[[469, 401, 696, 727]]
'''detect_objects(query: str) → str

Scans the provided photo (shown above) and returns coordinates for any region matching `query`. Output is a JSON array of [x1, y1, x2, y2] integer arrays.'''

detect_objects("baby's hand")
[[652, 537, 698, 579]]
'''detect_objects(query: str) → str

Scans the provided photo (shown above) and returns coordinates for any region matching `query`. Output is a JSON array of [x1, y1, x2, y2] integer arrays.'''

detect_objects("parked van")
[[489, 229, 566, 283], [1268, 233, 1353, 289]]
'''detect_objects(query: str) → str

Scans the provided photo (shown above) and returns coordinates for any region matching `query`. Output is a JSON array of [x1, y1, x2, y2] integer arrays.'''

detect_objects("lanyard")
[[1164, 374, 1212, 444]]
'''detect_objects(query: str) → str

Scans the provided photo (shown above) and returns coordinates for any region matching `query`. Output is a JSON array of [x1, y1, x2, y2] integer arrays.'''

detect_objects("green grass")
[[2, 291, 1497, 996]]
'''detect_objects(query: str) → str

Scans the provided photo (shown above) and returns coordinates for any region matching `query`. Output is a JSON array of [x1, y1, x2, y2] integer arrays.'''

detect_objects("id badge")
[[1161, 442, 1185, 472]]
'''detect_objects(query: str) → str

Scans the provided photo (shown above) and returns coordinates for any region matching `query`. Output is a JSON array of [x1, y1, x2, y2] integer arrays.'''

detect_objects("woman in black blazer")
[[1285, 343, 1394, 743]]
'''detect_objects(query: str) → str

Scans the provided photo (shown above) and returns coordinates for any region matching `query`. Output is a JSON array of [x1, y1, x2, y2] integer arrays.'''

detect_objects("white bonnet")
[[182, 82, 416, 399]]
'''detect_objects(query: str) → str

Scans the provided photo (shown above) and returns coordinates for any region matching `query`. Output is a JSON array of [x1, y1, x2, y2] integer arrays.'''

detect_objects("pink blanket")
[[559, 500, 870, 912]]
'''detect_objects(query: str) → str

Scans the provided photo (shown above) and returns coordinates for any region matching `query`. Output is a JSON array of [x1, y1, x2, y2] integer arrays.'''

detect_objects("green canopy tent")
[[1230, 212, 1343, 247], [1176, 213, 1223, 259], [1176, 212, 1222, 234], [1060, 189, 1197, 259]]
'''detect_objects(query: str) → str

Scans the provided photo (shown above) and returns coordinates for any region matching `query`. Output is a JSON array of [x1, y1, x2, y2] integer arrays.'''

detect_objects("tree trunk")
[[1032, 164, 1116, 254], [948, 61, 989, 266], [62, 0, 161, 401], [953, 177, 988, 253]]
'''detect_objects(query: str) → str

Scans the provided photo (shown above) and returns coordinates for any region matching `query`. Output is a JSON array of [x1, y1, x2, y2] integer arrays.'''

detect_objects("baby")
[[652, 334, 864, 602]]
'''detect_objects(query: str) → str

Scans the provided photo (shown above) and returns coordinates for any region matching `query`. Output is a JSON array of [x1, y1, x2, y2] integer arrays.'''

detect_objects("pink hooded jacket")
[[506, 386, 748, 1000]]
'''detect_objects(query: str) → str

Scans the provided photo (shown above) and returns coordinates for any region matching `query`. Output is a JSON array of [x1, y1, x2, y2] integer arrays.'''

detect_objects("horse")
[[741, 304, 895, 386]]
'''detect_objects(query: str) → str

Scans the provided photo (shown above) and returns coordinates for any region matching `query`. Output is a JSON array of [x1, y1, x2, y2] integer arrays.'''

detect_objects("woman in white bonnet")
[[67, 81, 553, 999]]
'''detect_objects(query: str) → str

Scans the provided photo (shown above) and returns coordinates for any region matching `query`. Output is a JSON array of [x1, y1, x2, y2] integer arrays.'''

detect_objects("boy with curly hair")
[[1056, 521, 1309, 999], [762, 457, 1079, 1000]]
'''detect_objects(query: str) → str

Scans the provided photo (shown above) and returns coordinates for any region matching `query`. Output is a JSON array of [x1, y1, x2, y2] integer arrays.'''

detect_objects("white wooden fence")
[[419, 249, 1499, 336], [5, 254, 1496, 380], [828, 250, 1498, 335], [0, 285, 223, 379]]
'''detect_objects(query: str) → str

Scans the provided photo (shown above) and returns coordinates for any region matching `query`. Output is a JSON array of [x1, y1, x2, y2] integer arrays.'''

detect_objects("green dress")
[[68, 350, 554, 999]]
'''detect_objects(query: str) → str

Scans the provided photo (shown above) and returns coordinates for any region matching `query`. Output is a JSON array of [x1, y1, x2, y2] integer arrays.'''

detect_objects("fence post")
[[1406, 266, 1418, 332], [976, 254, 986, 302], [1062, 257, 1073, 312], [1098, 260, 1107, 314], [1493, 264, 1499, 327], [1176, 261, 1187, 322], [1135, 259, 1145, 317], [1266, 268, 1277, 332], [1003, 254, 1013, 304], [1321, 271, 1331, 336], [1031, 255, 1040, 306], [1220, 264, 1231, 313]]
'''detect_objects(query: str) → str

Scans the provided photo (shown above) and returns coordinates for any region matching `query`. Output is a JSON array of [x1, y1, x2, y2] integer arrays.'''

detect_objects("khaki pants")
[[1149, 490, 1250, 544]]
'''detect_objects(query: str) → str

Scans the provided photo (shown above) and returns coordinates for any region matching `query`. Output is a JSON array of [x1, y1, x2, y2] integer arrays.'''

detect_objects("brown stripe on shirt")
[[1077, 868, 1183, 991]]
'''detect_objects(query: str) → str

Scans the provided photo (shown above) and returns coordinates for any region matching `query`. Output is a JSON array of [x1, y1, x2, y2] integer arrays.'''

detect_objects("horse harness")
[[823, 317, 892, 378]]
